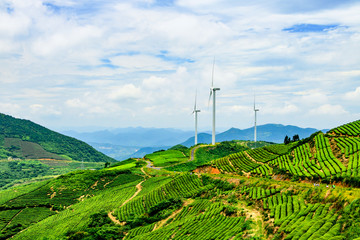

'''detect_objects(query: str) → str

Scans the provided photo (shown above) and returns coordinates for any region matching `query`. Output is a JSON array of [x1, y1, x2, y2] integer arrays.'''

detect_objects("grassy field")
[[3, 120, 360, 239], [145, 149, 188, 167], [0, 159, 106, 190]]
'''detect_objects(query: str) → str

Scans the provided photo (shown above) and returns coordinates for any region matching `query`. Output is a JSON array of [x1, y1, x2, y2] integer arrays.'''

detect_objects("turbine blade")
[[211, 57, 215, 87], [208, 90, 213, 107], [253, 93, 256, 111], [194, 90, 197, 110]]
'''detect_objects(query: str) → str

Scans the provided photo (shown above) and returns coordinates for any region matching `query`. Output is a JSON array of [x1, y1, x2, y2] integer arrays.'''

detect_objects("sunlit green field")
[[145, 150, 188, 167]]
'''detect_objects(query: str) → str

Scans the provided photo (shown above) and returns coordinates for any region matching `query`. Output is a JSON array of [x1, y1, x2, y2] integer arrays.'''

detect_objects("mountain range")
[[180, 124, 327, 147], [63, 124, 325, 160]]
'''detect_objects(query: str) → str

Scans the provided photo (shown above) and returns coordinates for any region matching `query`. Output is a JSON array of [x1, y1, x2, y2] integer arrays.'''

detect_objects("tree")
[[284, 135, 291, 144], [292, 134, 300, 142]]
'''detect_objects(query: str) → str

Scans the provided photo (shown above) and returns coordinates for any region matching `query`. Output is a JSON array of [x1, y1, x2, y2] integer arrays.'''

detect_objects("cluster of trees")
[[284, 134, 300, 144], [0, 161, 50, 188], [0, 113, 114, 162]]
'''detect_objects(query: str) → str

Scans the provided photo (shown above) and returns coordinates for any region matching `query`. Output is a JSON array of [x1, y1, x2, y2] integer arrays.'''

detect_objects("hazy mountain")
[[181, 124, 321, 147], [62, 128, 194, 147], [130, 146, 171, 158], [62, 124, 323, 160], [87, 143, 171, 160]]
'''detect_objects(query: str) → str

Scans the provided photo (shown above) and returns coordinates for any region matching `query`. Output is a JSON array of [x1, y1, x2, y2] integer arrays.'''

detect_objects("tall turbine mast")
[[209, 57, 220, 145], [193, 91, 201, 145], [254, 94, 259, 148]]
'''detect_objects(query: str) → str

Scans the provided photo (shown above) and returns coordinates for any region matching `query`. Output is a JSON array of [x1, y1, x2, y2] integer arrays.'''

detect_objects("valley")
[[1, 118, 360, 239]]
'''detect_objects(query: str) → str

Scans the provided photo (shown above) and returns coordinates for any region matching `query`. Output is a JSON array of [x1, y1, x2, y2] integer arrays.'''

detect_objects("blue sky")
[[0, 0, 360, 132]]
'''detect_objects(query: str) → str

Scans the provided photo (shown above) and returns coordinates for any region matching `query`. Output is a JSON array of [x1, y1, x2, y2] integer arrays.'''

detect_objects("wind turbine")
[[254, 94, 259, 148], [209, 58, 220, 145], [192, 91, 201, 145]]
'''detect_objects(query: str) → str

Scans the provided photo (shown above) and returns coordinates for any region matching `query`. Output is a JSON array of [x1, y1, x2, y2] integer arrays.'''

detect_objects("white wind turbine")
[[209, 58, 220, 145], [254, 94, 259, 148], [192, 91, 201, 145]]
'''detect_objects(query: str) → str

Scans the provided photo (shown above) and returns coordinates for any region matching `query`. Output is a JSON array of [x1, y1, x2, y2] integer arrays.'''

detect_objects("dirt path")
[[238, 202, 264, 237], [3, 209, 23, 231], [153, 207, 182, 231], [108, 180, 145, 225], [153, 199, 193, 231], [244, 151, 264, 165], [141, 167, 151, 178], [145, 160, 162, 170], [189, 145, 208, 161]]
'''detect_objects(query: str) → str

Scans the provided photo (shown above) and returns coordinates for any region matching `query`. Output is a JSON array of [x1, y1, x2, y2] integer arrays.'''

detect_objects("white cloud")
[[309, 104, 348, 116], [108, 84, 142, 101], [29, 103, 61, 115], [31, 25, 103, 56], [262, 103, 299, 115], [142, 76, 168, 89], [0, 103, 21, 117], [345, 87, 360, 101], [66, 98, 88, 108], [1, 0, 360, 130]]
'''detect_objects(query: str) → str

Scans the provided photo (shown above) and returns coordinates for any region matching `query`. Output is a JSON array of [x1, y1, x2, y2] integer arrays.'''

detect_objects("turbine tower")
[[254, 94, 259, 148], [209, 58, 220, 145], [192, 92, 201, 145]]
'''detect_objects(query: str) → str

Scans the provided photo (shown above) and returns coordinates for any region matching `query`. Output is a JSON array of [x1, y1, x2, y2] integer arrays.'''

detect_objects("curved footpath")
[[189, 145, 208, 161], [108, 179, 145, 225], [145, 160, 162, 170]]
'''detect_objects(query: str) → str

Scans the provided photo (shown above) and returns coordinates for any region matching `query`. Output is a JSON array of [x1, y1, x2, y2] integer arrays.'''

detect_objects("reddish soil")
[[193, 166, 221, 174]]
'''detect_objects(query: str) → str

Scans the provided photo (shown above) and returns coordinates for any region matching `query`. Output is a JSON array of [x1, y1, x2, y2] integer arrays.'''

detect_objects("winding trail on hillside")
[[3, 209, 23, 231], [145, 160, 162, 170], [189, 145, 207, 161], [108, 180, 145, 225], [141, 166, 151, 178]]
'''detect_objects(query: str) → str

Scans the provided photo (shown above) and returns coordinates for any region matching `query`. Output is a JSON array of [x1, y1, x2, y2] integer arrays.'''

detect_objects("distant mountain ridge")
[[0, 113, 115, 162], [180, 124, 323, 147], [63, 128, 194, 147], [64, 124, 324, 160]]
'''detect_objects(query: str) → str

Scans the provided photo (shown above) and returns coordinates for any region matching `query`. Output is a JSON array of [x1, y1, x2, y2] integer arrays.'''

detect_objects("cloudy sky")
[[1, 0, 360, 132]]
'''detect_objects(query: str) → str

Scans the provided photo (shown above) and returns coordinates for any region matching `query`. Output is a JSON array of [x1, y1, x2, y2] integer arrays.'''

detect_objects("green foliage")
[[169, 144, 189, 157], [6, 119, 360, 240], [0, 160, 50, 188], [65, 211, 124, 240], [167, 141, 251, 172], [126, 198, 182, 229], [0, 113, 115, 163], [0, 159, 106, 190], [145, 149, 188, 167], [11, 171, 142, 239], [201, 175, 235, 191]]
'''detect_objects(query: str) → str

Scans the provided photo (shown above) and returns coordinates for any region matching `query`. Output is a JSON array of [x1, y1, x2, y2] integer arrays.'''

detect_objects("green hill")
[[0, 113, 114, 163], [2, 120, 360, 239]]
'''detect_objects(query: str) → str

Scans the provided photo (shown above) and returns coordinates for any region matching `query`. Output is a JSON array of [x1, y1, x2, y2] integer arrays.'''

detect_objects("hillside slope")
[[0, 113, 115, 162], [3, 120, 360, 240], [209, 120, 360, 183]]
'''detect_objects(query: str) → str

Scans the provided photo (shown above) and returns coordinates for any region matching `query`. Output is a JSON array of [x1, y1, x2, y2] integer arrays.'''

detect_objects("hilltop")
[[0, 113, 114, 163], [0, 113, 115, 189], [1, 119, 360, 239]]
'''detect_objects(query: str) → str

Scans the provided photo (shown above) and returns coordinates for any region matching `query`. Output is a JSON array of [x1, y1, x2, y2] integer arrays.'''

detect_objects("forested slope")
[[0, 113, 114, 162]]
